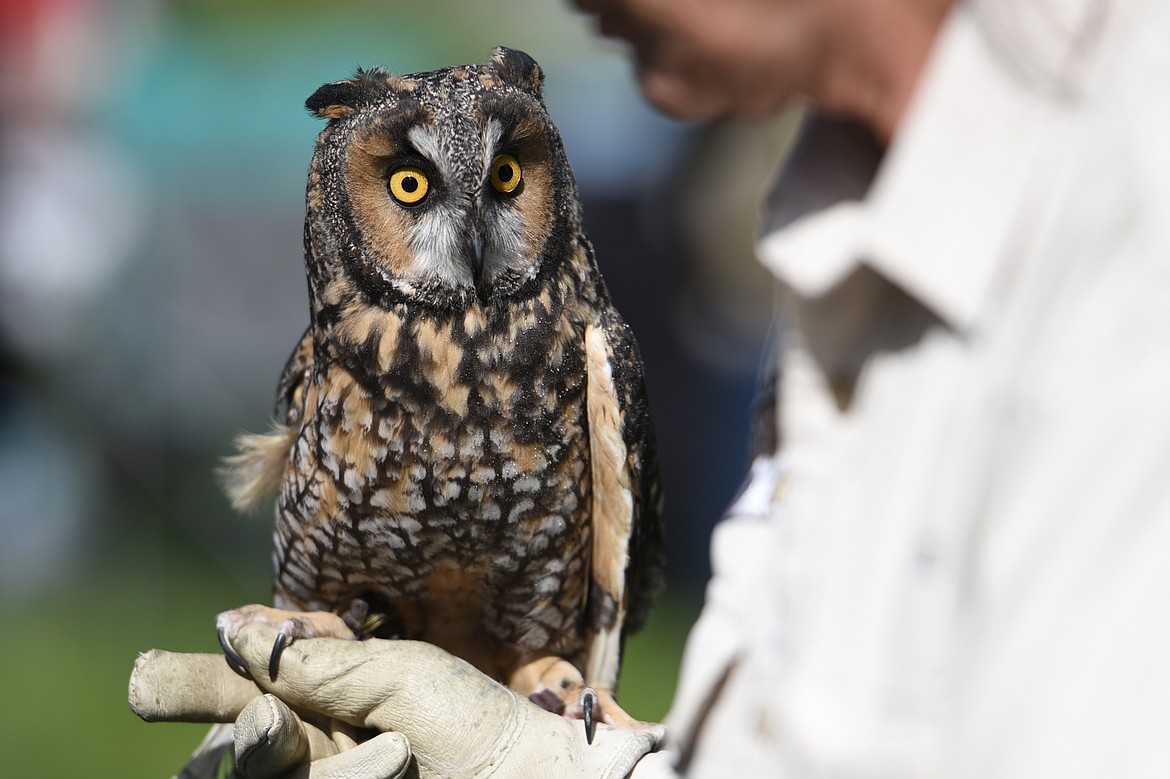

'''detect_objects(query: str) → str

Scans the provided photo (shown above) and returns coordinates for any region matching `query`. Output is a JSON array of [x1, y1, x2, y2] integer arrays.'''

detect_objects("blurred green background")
[[0, 1, 788, 774]]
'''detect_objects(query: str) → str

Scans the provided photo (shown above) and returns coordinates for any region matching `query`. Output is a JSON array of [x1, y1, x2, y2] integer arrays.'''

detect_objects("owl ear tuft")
[[306, 67, 394, 120], [491, 47, 544, 98]]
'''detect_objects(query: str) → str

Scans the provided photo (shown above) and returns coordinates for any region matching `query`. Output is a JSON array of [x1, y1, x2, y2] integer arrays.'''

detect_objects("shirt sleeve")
[[655, 455, 786, 771]]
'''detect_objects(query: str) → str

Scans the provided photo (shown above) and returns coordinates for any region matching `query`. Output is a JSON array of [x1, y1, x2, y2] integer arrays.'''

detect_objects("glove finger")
[[297, 732, 412, 779], [234, 693, 311, 779], [232, 624, 517, 758], [129, 649, 261, 723]]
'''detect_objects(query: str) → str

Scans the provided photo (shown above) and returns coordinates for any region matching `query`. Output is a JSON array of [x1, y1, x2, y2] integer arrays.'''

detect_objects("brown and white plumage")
[[217, 47, 665, 738]]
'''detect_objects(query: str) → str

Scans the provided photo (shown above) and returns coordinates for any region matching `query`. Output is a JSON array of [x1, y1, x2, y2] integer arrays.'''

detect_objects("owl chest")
[[369, 373, 592, 542], [282, 316, 593, 585]]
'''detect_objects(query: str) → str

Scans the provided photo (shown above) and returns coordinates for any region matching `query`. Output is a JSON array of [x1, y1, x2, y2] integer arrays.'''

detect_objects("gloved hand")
[[130, 647, 412, 779], [130, 623, 660, 779]]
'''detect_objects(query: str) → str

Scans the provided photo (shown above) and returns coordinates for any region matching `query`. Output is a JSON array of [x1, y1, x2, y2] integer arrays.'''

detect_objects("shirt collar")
[[757, 3, 1077, 334]]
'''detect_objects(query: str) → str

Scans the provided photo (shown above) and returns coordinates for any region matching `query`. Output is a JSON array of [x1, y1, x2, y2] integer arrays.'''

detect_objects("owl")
[[216, 47, 665, 742]]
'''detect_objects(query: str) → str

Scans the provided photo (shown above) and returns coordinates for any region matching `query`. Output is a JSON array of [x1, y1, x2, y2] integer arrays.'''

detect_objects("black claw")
[[269, 628, 291, 681], [582, 688, 598, 745], [218, 626, 252, 680]]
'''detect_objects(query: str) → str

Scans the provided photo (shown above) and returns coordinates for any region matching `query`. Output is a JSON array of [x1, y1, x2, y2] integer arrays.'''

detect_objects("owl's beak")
[[469, 233, 485, 283]]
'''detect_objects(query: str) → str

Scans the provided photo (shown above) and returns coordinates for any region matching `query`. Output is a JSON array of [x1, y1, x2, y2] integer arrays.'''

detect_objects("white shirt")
[[636, 0, 1170, 775]]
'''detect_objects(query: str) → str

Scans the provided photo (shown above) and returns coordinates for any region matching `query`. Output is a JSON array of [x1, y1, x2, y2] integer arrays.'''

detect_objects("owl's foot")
[[564, 684, 650, 744], [511, 657, 662, 744], [216, 604, 357, 681]]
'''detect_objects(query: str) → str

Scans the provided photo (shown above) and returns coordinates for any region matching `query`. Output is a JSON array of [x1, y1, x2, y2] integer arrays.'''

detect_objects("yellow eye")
[[490, 153, 522, 195], [388, 166, 429, 205]]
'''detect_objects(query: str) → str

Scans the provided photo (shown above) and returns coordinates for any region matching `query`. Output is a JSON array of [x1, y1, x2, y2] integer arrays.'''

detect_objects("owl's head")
[[303, 48, 581, 312]]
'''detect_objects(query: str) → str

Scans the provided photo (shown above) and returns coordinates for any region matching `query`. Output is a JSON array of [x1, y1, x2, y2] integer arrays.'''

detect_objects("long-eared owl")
[[218, 47, 665, 737]]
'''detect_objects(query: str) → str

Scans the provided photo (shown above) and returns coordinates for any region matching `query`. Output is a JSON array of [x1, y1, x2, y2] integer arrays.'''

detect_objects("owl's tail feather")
[[219, 423, 296, 513]]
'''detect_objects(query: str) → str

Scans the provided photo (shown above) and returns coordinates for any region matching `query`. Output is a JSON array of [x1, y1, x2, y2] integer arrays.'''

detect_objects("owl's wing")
[[221, 327, 314, 512], [582, 309, 666, 691], [274, 326, 314, 426]]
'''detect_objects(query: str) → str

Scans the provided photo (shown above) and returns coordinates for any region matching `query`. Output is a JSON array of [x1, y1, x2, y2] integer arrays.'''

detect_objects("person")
[[131, 0, 1170, 776]]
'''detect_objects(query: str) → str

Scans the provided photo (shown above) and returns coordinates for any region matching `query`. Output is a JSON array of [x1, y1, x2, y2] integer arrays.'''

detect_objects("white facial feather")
[[412, 204, 473, 287], [481, 119, 533, 283], [483, 206, 531, 283], [405, 125, 472, 286], [407, 125, 453, 182], [482, 120, 504, 176]]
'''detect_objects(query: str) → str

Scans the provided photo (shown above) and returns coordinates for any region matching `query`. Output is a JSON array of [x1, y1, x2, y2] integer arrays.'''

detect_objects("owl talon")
[[269, 627, 293, 680], [217, 626, 252, 680], [582, 687, 598, 744]]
